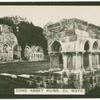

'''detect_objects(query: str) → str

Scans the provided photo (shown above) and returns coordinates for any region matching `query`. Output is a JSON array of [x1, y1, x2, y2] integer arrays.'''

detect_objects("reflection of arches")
[[51, 41, 62, 52], [83, 40, 90, 69], [93, 41, 98, 50]]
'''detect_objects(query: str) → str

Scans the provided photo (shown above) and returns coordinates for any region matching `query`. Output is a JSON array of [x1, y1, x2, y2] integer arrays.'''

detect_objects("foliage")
[[0, 16, 48, 59]]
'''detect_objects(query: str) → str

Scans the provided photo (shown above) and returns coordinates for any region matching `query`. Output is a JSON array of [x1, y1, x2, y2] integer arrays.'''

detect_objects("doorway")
[[50, 41, 63, 69]]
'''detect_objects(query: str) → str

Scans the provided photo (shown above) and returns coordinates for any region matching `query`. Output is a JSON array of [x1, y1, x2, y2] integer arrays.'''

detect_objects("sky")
[[0, 6, 100, 28]]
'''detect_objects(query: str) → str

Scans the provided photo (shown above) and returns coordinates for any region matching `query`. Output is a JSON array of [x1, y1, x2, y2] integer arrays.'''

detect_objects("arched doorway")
[[50, 41, 63, 69], [83, 41, 90, 69]]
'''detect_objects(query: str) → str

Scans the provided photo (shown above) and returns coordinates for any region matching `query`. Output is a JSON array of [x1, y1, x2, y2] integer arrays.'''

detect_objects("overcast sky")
[[0, 6, 100, 28]]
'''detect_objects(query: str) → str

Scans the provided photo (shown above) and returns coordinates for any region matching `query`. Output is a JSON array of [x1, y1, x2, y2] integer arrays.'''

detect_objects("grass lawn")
[[0, 61, 50, 75]]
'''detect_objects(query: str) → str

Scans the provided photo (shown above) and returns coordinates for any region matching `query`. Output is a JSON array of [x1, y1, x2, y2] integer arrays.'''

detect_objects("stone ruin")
[[43, 18, 100, 90]]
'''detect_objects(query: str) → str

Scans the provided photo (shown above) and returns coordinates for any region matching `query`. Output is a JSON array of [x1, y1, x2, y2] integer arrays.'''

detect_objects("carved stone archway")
[[49, 40, 63, 69], [83, 40, 90, 69]]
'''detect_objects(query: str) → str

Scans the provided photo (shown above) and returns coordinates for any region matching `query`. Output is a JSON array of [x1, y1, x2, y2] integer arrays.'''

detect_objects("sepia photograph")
[[0, 2, 99, 98]]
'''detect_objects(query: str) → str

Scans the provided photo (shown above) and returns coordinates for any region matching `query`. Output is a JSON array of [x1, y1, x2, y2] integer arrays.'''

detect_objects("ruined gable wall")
[[44, 18, 100, 44]]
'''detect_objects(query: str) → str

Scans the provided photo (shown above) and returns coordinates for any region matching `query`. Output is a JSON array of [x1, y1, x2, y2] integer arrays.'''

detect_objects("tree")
[[0, 16, 48, 59]]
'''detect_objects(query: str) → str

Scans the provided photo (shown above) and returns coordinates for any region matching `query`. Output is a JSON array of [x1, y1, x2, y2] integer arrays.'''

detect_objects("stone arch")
[[92, 41, 99, 66], [50, 40, 63, 69], [51, 40, 62, 52], [3, 44, 12, 61], [92, 41, 98, 50], [83, 40, 90, 69], [84, 40, 90, 51]]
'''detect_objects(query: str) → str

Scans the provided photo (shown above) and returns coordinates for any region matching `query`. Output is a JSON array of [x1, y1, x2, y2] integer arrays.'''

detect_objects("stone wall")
[[0, 24, 19, 61], [24, 45, 44, 61]]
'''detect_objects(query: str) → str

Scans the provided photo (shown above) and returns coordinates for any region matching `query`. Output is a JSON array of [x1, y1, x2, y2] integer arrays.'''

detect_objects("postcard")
[[0, 2, 99, 98]]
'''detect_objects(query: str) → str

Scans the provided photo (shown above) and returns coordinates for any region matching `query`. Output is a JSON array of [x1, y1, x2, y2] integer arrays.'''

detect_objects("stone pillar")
[[73, 54, 76, 70], [78, 53, 83, 70], [96, 54, 99, 66], [78, 71, 83, 88], [75, 53, 78, 70], [89, 53, 92, 67], [81, 53, 84, 69], [62, 53, 67, 70], [75, 53, 82, 70], [99, 54, 100, 65], [75, 41, 78, 70], [49, 53, 53, 69]]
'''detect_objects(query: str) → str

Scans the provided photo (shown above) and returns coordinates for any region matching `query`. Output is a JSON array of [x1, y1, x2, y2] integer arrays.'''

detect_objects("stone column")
[[75, 53, 78, 70], [75, 53, 81, 70], [62, 53, 67, 70], [96, 54, 99, 66], [78, 71, 83, 88], [81, 53, 84, 69], [89, 53, 92, 67], [75, 41, 79, 70], [99, 54, 100, 65], [73, 54, 76, 70], [49, 53, 54, 69]]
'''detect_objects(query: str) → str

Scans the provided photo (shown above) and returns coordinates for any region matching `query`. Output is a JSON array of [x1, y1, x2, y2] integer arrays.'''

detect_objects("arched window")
[[83, 40, 90, 69], [84, 41, 90, 51], [51, 41, 62, 52], [93, 41, 98, 50]]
